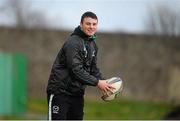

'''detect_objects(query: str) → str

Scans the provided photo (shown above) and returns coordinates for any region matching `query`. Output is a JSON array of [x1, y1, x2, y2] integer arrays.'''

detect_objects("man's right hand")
[[97, 80, 115, 96]]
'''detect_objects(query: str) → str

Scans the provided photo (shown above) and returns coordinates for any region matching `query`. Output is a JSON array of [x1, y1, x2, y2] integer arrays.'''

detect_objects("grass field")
[[84, 98, 173, 120], [27, 97, 173, 120]]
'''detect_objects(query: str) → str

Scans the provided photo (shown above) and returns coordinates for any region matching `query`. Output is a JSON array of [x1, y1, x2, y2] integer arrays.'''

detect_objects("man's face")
[[80, 17, 98, 36]]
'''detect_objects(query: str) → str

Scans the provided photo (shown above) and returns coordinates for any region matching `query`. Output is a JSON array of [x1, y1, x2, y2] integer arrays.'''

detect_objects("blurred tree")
[[144, 4, 180, 37], [0, 0, 49, 29]]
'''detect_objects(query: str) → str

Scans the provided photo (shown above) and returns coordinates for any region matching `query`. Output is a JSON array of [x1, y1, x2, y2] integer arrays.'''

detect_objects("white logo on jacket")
[[53, 105, 59, 114]]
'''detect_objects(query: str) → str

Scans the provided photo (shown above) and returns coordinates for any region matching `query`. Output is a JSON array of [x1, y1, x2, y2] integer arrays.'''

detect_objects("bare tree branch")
[[1, 0, 49, 29], [144, 4, 180, 37]]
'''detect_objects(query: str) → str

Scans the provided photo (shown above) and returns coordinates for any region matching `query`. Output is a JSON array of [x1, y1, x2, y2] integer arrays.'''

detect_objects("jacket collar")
[[71, 26, 96, 41]]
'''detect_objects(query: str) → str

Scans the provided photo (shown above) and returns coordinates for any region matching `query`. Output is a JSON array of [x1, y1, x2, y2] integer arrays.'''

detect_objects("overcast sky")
[[0, 0, 180, 33]]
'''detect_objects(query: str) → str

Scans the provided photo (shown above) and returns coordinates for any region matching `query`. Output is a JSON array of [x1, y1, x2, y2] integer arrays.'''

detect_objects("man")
[[47, 11, 114, 120]]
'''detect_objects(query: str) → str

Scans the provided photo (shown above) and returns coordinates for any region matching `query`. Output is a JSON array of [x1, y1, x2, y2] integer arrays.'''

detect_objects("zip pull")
[[92, 50, 95, 57], [83, 40, 87, 58], [84, 46, 87, 58]]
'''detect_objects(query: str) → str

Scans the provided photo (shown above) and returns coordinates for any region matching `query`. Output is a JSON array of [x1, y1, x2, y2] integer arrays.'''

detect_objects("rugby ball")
[[101, 77, 123, 101]]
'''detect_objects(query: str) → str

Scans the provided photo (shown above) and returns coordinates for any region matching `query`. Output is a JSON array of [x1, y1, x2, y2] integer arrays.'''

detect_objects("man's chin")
[[87, 33, 95, 36]]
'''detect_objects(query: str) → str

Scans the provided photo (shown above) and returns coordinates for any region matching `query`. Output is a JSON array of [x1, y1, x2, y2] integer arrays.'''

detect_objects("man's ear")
[[80, 23, 83, 31]]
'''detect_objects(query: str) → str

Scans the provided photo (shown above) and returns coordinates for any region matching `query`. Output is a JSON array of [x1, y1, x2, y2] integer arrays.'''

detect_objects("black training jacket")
[[47, 26, 104, 96]]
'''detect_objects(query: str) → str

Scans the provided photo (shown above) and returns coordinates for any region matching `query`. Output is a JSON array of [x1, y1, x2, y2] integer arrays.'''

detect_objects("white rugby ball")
[[101, 77, 123, 101]]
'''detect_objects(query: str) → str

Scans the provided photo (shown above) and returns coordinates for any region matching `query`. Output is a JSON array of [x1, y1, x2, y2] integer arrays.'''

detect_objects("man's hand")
[[97, 80, 115, 96]]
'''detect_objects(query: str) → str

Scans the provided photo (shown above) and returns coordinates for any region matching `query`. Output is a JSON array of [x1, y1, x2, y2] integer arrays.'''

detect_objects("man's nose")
[[90, 24, 94, 28]]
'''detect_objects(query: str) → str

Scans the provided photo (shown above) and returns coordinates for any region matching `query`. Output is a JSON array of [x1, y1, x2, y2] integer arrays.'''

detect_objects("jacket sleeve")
[[64, 39, 99, 86]]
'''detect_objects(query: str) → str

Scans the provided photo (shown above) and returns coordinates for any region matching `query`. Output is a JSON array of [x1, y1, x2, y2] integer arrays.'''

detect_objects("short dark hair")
[[80, 11, 98, 23]]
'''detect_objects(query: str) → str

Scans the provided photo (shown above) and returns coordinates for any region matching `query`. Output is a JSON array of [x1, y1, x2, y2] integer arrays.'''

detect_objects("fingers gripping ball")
[[101, 77, 124, 101]]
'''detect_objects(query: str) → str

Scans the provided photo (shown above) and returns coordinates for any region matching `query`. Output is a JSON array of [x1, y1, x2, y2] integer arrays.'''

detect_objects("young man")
[[47, 11, 114, 120]]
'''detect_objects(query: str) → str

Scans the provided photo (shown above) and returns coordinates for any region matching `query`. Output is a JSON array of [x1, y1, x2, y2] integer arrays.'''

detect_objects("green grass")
[[84, 98, 173, 120], [27, 97, 173, 120], [28, 98, 48, 114], [0, 97, 173, 120]]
